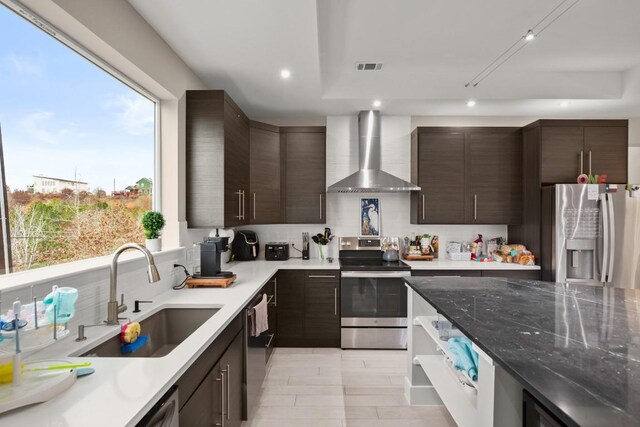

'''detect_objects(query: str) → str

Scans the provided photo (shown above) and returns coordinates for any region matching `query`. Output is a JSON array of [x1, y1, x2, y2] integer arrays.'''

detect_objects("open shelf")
[[413, 315, 479, 388], [415, 355, 477, 427]]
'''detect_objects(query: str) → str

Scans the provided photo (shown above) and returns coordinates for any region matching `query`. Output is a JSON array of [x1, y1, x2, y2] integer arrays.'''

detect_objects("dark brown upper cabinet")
[[186, 90, 249, 228], [411, 129, 466, 224], [249, 121, 282, 224], [467, 128, 523, 224], [529, 120, 629, 184], [583, 125, 628, 184], [283, 127, 326, 224], [540, 126, 585, 183], [411, 127, 522, 225]]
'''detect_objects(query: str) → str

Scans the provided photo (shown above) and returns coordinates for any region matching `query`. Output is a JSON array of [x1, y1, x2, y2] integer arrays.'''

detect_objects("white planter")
[[631, 189, 640, 198], [145, 238, 161, 252]]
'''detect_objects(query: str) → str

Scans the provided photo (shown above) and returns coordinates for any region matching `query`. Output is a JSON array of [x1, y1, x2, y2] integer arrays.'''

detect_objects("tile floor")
[[242, 348, 457, 427]]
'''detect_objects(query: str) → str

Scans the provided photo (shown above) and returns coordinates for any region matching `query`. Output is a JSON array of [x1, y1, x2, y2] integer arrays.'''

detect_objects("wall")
[[630, 147, 640, 183], [0, 249, 185, 335], [233, 115, 507, 260]]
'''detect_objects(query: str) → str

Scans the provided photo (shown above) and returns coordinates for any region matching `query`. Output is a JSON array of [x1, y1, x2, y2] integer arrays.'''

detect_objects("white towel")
[[252, 293, 269, 337]]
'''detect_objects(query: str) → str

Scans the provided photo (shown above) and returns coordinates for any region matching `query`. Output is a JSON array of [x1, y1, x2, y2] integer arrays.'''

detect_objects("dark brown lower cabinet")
[[275, 270, 305, 346], [179, 360, 218, 426], [176, 315, 243, 427], [304, 271, 340, 347], [276, 270, 340, 347], [220, 331, 244, 427]]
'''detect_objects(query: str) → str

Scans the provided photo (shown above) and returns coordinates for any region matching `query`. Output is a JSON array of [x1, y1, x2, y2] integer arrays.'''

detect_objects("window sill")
[[0, 247, 184, 293]]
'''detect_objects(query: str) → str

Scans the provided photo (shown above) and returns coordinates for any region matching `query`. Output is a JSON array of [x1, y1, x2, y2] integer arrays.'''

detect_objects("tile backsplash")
[[0, 249, 186, 335]]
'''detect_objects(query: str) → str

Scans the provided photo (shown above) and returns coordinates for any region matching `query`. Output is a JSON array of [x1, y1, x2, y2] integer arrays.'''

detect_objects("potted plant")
[[141, 211, 165, 252]]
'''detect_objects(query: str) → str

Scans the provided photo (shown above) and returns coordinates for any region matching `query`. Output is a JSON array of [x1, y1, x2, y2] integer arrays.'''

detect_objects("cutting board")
[[186, 275, 237, 288], [403, 255, 435, 261]]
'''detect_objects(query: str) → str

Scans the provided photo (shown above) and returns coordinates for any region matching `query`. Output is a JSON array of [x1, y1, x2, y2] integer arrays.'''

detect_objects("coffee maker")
[[199, 229, 233, 278]]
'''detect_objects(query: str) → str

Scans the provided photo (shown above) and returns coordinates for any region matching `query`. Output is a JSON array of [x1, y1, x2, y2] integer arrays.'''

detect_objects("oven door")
[[340, 270, 410, 326]]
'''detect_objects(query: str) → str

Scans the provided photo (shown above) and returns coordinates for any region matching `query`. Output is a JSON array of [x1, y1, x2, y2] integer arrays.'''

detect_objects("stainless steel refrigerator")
[[541, 184, 640, 288]]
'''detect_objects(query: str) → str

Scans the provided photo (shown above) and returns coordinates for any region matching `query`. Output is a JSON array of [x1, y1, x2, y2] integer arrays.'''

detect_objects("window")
[[0, 2, 157, 273]]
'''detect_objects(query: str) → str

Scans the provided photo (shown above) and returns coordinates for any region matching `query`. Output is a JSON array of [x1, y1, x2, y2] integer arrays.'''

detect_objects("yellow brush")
[[0, 361, 92, 383]]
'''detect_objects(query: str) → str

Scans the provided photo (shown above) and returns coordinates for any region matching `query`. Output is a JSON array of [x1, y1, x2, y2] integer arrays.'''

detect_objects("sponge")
[[120, 322, 141, 344], [121, 335, 148, 354]]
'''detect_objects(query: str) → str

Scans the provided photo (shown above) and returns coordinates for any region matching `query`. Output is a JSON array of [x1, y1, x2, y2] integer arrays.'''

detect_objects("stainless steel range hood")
[[327, 111, 420, 193]]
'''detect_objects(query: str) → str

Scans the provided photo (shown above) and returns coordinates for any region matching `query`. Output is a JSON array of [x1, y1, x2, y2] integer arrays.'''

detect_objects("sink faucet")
[[107, 243, 161, 325]]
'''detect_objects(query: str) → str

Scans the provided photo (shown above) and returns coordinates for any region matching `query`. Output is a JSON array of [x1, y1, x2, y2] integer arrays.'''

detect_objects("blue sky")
[[0, 5, 154, 193]]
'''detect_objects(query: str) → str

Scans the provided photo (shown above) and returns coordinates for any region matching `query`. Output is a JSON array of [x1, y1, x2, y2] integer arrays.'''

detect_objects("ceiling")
[[128, 0, 640, 118]]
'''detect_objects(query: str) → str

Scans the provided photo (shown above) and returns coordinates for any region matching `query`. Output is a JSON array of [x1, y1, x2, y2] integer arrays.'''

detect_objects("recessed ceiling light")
[[466, 100, 476, 107], [280, 69, 291, 79], [525, 30, 535, 41], [372, 100, 382, 107], [560, 101, 569, 108]]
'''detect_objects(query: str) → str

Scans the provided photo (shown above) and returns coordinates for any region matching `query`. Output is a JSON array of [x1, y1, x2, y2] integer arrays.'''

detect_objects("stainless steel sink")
[[81, 308, 219, 358]]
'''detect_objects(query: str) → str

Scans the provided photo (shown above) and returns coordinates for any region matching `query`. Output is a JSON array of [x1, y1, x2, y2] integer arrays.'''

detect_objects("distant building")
[[112, 178, 152, 198], [32, 175, 89, 194], [136, 178, 152, 195]]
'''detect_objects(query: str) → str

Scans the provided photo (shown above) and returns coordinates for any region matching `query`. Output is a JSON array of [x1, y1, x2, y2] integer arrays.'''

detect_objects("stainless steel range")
[[339, 237, 410, 349]]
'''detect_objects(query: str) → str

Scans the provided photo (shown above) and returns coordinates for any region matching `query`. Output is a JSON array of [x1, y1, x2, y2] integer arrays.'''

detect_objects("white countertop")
[[404, 259, 541, 270], [0, 257, 536, 426], [0, 259, 336, 427]]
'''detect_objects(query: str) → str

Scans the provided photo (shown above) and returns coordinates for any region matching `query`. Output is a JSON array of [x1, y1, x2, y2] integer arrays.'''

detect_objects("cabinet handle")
[[473, 194, 477, 220], [242, 190, 246, 220], [589, 151, 592, 176], [265, 333, 275, 348], [236, 190, 242, 220], [319, 194, 323, 220], [226, 364, 230, 419], [253, 193, 256, 220], [334, 287, 337, 316], [580, 151, 584, 175], [422, 194, 425, 220], [216, 372, 225, 427], [308, 275, 336, 278], [274, 278, 277, 307]]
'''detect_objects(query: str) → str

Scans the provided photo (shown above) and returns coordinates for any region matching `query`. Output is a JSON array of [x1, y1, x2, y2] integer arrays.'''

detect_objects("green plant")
[[141, 211, 165, 239]]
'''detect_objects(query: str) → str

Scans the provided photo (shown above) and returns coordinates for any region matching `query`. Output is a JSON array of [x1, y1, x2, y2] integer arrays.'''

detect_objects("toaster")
[[265, 242, 289, 261]]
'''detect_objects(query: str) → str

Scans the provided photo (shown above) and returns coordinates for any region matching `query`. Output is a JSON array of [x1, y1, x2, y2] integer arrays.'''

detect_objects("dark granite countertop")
[[405, 277, 640, 427]]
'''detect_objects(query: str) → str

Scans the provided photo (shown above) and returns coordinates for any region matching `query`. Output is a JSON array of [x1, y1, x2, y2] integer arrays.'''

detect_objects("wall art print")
[[360, 198, 380, 236]]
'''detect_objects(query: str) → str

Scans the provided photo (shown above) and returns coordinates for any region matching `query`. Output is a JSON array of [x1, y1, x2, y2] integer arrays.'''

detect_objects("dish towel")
[[252, 293, 269, 337], [448, 337, 479, 381]]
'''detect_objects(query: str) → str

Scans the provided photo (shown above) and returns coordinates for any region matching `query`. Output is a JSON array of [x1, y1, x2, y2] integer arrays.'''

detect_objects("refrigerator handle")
[[607, 193, 615, 283], [600, 193, 610, 283]]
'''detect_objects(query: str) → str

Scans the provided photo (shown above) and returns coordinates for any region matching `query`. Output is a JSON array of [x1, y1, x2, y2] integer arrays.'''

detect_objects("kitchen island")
[[404, 276, 640, 427]]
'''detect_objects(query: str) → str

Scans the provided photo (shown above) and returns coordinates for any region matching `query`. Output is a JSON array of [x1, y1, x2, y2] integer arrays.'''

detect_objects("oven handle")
[[340, 271, 411, 278]]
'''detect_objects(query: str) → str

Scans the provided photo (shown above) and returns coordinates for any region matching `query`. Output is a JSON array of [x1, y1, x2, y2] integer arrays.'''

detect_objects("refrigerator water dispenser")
[[565, 239, 596, 281]]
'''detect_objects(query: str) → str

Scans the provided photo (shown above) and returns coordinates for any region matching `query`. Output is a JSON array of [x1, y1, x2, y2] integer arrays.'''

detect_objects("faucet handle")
[[118, 293, 128, 314]]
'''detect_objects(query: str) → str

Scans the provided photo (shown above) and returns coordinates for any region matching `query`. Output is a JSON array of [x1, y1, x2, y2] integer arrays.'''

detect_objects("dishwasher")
[[243, 285, 275, 420], [136, 385, 179, 427]]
